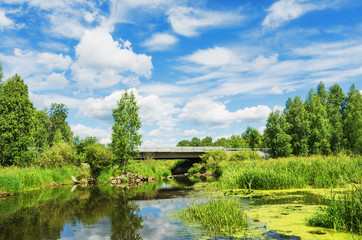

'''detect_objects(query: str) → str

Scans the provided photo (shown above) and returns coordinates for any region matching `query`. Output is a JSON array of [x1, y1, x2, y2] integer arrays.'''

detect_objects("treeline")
[[0, 66, 142, 180], [265, 82, 361, 158], [177, 126, 265, 150], [178, 82, 361, 158]]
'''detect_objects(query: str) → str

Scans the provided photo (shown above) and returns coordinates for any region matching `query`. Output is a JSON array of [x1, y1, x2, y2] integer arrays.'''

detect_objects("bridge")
[[137, 147, 269, 160]]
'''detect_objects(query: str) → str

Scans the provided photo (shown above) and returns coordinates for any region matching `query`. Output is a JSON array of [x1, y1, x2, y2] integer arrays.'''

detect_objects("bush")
[[84, 143, 113, 178], [39, 141, 77, 168], [229, 150, 263, 161], [200, 150, 228, 169]]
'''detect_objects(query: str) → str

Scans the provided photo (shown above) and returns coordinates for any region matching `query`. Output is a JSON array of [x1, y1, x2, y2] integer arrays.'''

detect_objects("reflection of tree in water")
[[0, 187, 143, 240], [111, 195, 143, 240]]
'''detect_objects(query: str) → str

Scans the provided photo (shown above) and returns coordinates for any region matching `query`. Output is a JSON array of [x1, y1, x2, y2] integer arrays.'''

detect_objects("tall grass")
[[307, 185, 362, 235], [179, 198, 248, 237], [0, 166, 77, 193], [217, 155, 361, 190]]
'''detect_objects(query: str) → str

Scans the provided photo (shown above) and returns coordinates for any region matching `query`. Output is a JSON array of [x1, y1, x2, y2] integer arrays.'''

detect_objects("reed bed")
[[217, 155, 361, 190], [179, 198, 248, 237], [307, 185, 362, 235], [0, 166, 76, 193]]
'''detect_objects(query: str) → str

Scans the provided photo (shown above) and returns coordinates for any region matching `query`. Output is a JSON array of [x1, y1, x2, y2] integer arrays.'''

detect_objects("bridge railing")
[[137, 147, 269, 152]]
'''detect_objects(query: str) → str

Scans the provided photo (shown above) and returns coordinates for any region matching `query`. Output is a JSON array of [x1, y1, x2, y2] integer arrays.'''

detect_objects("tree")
[[265, 110, 292, 158], [327, 84, 345, 152], [112, 90, 142, 169], [201, 136, 213, 146], [344, 84, 362, 154], [84, 143, 112, 178], [305, 89, 331, 155], [284, 96, 310, 156], [0, 63, 3, 82], [177, 140, 191, 147], [242, 127, 262, 152], [45, 103, 73, 146], [190, 137, 201, 147], [0, 74, 35, 165], [32, 110, 51, 150]]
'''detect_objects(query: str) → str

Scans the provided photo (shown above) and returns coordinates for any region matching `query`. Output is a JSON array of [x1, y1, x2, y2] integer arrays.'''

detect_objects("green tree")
[[46, 103, 73, 146], [0, 74, 35, 165], [242, 127, 262, 152], [0, 63, 3, 82], [112, 90, 142, 169], [344, 84, 362, 154], [201, 136, 213, 146], [265, 110, 292, 158], [177, 140, 191, 147], [190, 137, 201, 147], [284, 96, 310, 156], [327, 84, 345, 152], [32, 110, 51, 150], [305, 89, 331, 155], [213, 137, 228, 147]]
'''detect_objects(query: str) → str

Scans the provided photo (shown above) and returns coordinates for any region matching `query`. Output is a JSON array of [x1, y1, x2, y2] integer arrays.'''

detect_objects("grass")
[[0, 166, 78, 194], [217, 155, 362, 190], [307, 185, 362, 235], [178, 198, 248, 237]]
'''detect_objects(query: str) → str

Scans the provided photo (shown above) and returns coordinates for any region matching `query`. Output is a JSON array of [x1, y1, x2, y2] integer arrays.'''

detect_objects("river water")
[[0, 177, 357, 239]]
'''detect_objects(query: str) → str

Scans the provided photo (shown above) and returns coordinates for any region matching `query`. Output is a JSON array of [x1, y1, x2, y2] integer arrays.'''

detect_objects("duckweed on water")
[[178, 198, 248, 237]]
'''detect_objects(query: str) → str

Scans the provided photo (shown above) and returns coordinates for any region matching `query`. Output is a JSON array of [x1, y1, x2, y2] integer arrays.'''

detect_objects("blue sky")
[[0, 0, 361, 146]]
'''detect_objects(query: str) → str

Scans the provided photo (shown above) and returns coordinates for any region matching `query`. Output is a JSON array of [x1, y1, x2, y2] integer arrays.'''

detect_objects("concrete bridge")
[[137, 147, 269, 160]]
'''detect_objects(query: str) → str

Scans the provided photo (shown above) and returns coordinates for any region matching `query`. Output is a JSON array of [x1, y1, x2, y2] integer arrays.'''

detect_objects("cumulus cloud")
[[29, 92, 81, 110], [143, 33, 178, 51], [178, 96, 272, 128], [71, 124, 111, 144], [263, 0, 328, 29], [0, 49, 71, 91], [182, 129, 201, 137], [168, 6, 243, 37], [73, 27, 153, 89]]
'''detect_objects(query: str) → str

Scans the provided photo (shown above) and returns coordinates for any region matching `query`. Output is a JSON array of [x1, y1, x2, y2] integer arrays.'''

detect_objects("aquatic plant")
[[307, 185, 362, 235], [217, 155, 361, 190], [179, 198, 248, 237]]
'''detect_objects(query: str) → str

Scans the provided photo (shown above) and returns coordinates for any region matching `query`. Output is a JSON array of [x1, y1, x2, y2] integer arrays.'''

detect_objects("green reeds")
[[217, 155, 361, 190], [179, 198, 248, 237], [0, 166, 76, 193], [307, 185, 362, 235]]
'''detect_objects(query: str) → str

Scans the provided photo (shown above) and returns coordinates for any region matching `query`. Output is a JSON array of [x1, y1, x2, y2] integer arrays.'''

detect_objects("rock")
[[79, 179, 88, 184], [111, 179, 118, 184], [135, 178, 142, 183], [166, 176, 173, 179], [184, 173, 189, 176], [148, 177, 155, 182]]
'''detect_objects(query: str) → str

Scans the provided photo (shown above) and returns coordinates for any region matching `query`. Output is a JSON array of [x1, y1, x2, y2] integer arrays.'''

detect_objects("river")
[[0, 177, 358, 239]]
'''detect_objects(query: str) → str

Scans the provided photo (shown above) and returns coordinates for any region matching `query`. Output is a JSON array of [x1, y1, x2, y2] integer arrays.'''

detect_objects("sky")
[[0, 0, 361, 146]]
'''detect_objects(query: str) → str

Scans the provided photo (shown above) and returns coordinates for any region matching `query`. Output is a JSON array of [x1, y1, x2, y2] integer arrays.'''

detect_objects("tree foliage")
[[112, 90, 142, 169], [0, 74, 35, 165], [45, 103, 73, 146], [242, 127, 262, 152]]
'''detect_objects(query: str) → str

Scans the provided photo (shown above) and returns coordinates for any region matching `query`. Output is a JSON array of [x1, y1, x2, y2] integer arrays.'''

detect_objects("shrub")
[[200, 150, 228, 169], [84, 143, 113, 178], [229, 150, 263, 161], [39, 141, 77, 168]]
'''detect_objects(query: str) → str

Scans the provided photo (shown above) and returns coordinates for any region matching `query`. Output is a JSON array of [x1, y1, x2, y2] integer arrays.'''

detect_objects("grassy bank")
[[307, 185, 362, 234], [217, 155, 362, 190], [98, 159, 184, 182], [178, 198, 248, 237], [0, 166, 79, 194]]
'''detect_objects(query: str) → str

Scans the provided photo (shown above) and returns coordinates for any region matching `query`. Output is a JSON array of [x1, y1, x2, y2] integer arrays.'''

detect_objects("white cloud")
[[84, 11, 96, 23], [168, 6, 243, 37], [257, 126, 266, 134], [0, 49, 71, 91], [182, 129, 201, 137], [29, 92, 81, 110], [269, 86, 283, 94], [73, 27, 152, 89], [0, 9, 14, 30], [183, 47, 236, 67], [143, 33, 178, 51], [178, 96, 272, 128], [71, 124, 111, 144], [263, 0, 328, 29], [48, 13, 86, 39]]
